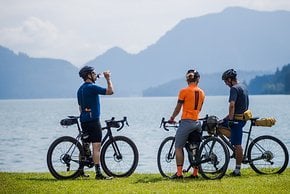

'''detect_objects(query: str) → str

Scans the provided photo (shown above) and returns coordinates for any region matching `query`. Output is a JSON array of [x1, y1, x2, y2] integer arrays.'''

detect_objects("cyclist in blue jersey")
[[77, 66, 113, 179], [222, 69, 249, 177]]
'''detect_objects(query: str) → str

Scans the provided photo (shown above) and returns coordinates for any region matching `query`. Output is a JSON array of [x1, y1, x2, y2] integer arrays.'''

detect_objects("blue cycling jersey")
[[77, 82, 106, 122]]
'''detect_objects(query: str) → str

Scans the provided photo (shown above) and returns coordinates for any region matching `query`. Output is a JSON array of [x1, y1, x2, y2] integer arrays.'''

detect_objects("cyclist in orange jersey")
[[169, 69, 205, 179]]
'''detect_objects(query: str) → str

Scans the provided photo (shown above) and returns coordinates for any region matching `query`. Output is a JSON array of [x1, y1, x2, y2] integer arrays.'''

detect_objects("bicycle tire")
[[157, 136, 176, 178], [100, 136, 139, 177], [198, 137, 230, 180], [47, 136, 83, 179], [248, 135, 289, 174]]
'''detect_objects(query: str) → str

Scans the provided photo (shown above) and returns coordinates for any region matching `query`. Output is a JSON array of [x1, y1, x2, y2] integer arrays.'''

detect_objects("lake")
[[0, 95, 289, 173]]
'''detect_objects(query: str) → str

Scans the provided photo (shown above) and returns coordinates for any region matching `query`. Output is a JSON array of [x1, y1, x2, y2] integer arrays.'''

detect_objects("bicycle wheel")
[[157, 136, 176, 178], [100, 136, 139, 177], [248, 135, 289, 174], [47, 136, 83, 179], [198, 137, 230, 180]]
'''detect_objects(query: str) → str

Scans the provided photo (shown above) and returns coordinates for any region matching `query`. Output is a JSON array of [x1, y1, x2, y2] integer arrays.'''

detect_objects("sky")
[[1, 0, 290, 66]]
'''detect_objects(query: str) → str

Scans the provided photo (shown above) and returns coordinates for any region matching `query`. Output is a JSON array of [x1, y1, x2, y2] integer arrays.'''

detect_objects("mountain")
[[1, 7, 290, 99], [0, 46, 81, 99], [85, 7, 290, 96]]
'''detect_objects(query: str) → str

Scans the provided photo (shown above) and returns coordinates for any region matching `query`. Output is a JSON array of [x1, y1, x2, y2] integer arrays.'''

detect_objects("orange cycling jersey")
[[178, 83, 205, 120]]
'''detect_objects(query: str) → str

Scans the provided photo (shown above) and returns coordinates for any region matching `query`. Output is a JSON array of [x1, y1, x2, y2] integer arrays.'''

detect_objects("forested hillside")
[[248, 64, 290, 94]]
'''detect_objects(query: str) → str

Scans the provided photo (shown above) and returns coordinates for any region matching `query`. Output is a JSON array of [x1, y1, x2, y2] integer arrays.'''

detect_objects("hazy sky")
[[1, 0, 290, 66]]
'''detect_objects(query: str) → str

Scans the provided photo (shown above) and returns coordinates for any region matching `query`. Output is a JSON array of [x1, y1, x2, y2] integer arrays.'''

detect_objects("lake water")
[[0, 95, 289, 173]]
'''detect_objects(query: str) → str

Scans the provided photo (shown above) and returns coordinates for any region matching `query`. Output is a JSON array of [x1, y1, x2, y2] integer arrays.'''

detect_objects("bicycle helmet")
[[79, 66, 95, 80], [222, 69, 237, 80], [186, 69, 200, 82]]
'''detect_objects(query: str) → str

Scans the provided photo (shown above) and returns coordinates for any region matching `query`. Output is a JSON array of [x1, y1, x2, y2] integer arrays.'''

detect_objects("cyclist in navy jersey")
[[222, 69, 249, 177], [77, 66, 113, 179]]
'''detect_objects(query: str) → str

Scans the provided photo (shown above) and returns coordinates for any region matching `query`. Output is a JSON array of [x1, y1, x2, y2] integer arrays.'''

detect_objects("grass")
[[1, 168, 290, 193]]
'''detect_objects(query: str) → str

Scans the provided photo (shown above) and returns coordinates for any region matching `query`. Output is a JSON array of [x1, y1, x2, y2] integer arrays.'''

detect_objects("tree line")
[[248, 63, 290, 94]]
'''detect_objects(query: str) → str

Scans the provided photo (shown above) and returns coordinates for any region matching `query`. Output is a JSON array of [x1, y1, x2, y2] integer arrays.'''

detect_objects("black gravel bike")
[[47, 116, 139, 179], [215, 116, 289, 174], [157, 116, 230, 180]]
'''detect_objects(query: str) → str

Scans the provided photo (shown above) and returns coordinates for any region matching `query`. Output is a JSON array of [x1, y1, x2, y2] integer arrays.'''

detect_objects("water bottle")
[[189, 143, 198, 160], [83, 142, 91, 157], [96, 73, 103, 79]]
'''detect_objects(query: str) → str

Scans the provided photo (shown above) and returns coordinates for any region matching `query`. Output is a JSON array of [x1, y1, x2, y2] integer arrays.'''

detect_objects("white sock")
[[234, 165, 241, 173]]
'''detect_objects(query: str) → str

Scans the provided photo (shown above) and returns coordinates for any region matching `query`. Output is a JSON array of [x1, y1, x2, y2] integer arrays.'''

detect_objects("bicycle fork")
[[110, 140, 123, 162]]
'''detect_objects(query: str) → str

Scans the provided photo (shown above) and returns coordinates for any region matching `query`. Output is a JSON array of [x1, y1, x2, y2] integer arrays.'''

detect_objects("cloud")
[[1, 0, 290, 66], [0, 17, 58, 47], [0, 17, 94, 65]]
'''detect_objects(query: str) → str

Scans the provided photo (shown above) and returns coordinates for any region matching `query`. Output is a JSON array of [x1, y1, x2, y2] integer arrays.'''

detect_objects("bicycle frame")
[[157, 116, 288, 177], [101, 126, 125, 161], [217, 118, 265, 163], [64, 117, 127, 166], [73, 117, 121, 144], [47, 116, 139, 179], [183, 137, 214, 172], [158, 117, 230, 179], [160, 117, 222, 167]]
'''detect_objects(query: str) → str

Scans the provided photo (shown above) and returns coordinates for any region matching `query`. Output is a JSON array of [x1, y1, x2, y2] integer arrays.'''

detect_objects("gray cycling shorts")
[[175, 119, 202, 148]]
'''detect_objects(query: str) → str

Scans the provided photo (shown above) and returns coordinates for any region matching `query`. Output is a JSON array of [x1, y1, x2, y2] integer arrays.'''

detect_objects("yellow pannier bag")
[[243, 110, 253, 120], [234, 110, 252, 121], [254, 118, 276, 127], [217, 127, 231, 138]]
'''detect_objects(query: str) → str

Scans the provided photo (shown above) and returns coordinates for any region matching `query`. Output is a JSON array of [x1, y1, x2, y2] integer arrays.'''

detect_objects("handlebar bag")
[[205, 115, 218, 135]]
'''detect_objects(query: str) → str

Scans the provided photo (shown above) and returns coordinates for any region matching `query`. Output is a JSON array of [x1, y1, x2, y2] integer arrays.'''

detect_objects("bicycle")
[[157, 116, 230, 180], [214, 116, 289, 174], [47, 116, 139, 179]]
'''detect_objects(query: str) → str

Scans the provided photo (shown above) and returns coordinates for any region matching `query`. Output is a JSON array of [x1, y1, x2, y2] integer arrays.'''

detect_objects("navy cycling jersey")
[[229, 83, 249, 114], [77, 82, 106, 122]]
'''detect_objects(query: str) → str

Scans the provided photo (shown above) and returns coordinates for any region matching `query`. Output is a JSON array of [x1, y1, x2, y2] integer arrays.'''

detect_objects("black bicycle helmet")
[[79, 66, 95, 79], [222, 69, 237, 80], [186, 69, 200, 82]]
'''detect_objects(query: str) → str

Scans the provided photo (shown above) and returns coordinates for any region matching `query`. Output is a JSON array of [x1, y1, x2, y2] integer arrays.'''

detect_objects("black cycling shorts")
[[81, 120, 102, 143]]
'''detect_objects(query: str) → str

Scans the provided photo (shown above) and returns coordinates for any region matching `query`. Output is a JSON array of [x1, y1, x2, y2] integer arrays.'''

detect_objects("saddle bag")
[[60, 118, 78, 126], [188, 130, 202, 143], [254, 117, 276, 127]]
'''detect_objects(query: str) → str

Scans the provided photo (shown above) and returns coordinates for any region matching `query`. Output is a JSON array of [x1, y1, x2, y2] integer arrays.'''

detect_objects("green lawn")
[[1, 169, 290, 193]]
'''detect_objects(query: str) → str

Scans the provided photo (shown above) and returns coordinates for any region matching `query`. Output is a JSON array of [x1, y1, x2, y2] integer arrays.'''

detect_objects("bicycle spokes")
[[60, 154, 72, 171], [262, 151, 274, 163], [166, 151, 175, 162], [101, 136, 139, 177], [198, 137, 229, 179], [248, 135, 289, 174], [202, 140, 219, 168], [47, 136, 83, 179], [157, 136, 176, 178]]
